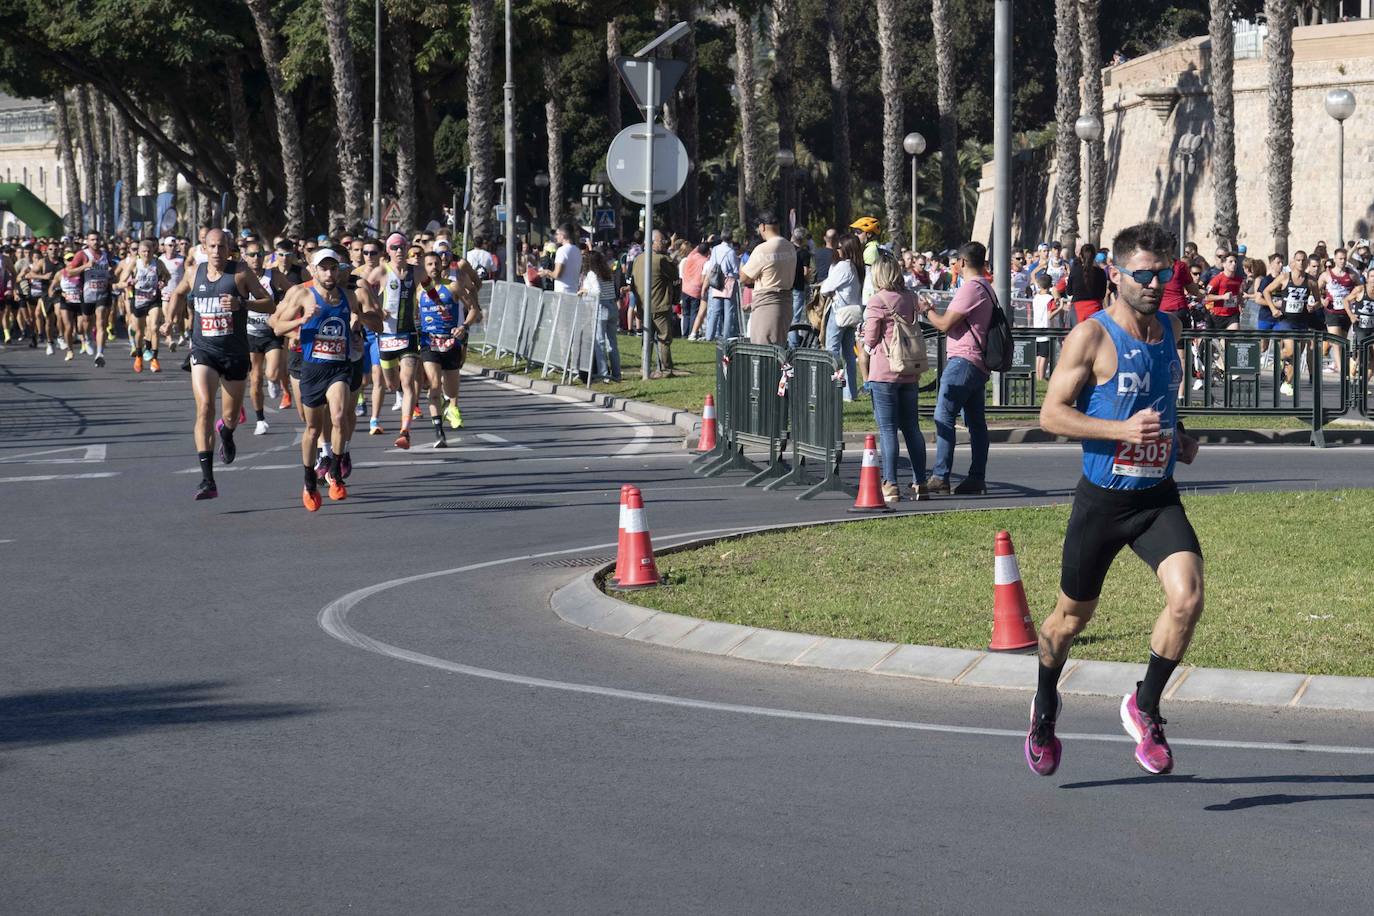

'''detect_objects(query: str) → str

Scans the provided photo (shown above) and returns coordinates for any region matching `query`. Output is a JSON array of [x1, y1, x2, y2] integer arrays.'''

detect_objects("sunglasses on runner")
[[1121, 266, 1175, 286], [388, 244, 403, 250], [363, 248, 381, 256]]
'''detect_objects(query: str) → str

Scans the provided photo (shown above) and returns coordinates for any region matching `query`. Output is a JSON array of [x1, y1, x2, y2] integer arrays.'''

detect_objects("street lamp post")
[[1325, 88, 1356, 246], [1174, 133, 1203, 260], [1073, 114, 1103, 248], [902, 132, 926, 251], [775, 148, 795, 229], [371, 0, 382, 235]]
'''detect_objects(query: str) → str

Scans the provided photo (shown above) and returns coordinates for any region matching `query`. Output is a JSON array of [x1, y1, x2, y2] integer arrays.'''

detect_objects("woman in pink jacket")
[[859, 252, 928, 503]]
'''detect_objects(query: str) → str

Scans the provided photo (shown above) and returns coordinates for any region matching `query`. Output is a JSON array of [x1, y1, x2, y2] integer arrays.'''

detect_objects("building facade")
[[0, 94, 69, 236]]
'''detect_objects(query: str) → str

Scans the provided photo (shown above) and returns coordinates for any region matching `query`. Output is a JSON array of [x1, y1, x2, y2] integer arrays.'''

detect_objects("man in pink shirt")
[[919, 241, 995, 494]]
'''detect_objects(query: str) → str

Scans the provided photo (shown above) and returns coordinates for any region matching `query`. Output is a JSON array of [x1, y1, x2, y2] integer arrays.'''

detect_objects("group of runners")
[[0, 226, 483, 510]]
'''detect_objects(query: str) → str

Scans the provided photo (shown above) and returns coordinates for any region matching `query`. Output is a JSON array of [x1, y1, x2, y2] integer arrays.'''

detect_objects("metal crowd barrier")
[[693, 339, 851, 500], [470, 280, 601, 387]]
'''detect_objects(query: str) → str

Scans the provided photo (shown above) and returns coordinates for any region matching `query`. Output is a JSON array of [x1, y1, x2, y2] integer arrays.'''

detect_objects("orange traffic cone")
[[989, 530, 1037, 652], [697, 395, 718, 452], [608, 484, 632, 588], [849, 434, 893, 513], [611, 487, 661, 589]]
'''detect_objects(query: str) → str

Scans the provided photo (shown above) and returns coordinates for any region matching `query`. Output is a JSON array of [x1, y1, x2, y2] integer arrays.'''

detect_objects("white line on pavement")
[[318, 532, 1374, 759], [0, 443, 107, 464], [0, 472, 119, 484], [473, 433, 528, 448]]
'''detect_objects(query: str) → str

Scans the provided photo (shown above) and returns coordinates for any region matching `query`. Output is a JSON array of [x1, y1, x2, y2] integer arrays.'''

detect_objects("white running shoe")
[[267, 380, 281, 400], [45, 343, 54, 355], [253, 419, 269, 436], [1280, 381, 1294, 396], [1191, 378, 1203, 391], [391, 392, 402, 411], [56, 336, 67, 350]]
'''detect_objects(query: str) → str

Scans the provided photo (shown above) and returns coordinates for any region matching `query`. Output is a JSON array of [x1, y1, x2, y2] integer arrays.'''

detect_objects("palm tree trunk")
[[245, 0, 305, 235], [138, 136, 157, 197], [678, 1, 700, 234], [467, 0, 496, 239], [321, 0, 368, 227], [825, 4, 851, 228], [544, 57, 565, 231], [112, 106, 135, 233], [225, 55, 265, 233], [390, 18, 419, 231], [1264, 0, 1294, 257], [1079, 0, 1105, 246], [734, 10, 761, 228], [932, 0, 960, 244], [54, 94, 82, 233], [877, 0, 903, 245], [1054, 0, 1081, 253], [74, 87, 98, 234], [772, 0, 797, 223], [656, 0, 686, 232], [606, 19, 623, 139], [92, 95, 113, 234], [1209, 0, 1238, 249]]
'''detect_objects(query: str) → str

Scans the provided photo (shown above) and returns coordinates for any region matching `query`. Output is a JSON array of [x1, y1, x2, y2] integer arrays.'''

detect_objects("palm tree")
[[112, 106, 136, 232], [1209, 0, 1238, 249], [606, 18, 622, 139], [53, 93, 82, 233], [137, 136, 157, 199], [544, 56, 565, 230], [225, 55, 265, 231], [677, 1, 700, 233], [877, 0, 904, 244], [245, 0, 306, 235], [390, 14, 419, 231], [825, 4, 851, 227], [467, 0, 497, 239], [1079, 0, 1105, 246], [92, 95, 113, 232], [771, 0, 797, 219], [73, 87, 98, 233], [931, 0, 960, 244], [1053, 0, 1080, 253], [321, 0, 368, 227], [1265, 0, 1294, 257], [734, 9, 761, 228]]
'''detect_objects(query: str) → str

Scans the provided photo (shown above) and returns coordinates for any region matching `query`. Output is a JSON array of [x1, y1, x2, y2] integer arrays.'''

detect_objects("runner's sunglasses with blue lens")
[[1119, 266, 1175, 286]]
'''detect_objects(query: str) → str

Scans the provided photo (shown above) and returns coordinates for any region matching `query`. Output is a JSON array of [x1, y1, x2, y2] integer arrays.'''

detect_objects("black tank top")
[[1281, 277, 1311, 316], [191, 260, 248, 357]]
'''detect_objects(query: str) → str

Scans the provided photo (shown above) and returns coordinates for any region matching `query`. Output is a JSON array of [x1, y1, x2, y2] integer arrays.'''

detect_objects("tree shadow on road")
[[0, 681, 317, 750], [1058, 771, 1374, 812]]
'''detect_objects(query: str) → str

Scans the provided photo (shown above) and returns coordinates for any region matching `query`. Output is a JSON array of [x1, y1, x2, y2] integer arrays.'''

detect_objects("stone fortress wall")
[[971, 18, 1374, 256]]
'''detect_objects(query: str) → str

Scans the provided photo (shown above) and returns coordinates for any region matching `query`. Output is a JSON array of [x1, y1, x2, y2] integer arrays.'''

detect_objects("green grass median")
[[623, 489, 1374, 677]]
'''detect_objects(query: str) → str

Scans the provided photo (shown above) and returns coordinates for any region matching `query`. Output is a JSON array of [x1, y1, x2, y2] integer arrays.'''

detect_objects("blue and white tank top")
[[418, 283, 461, 353], [300, 286, 352, 363], [1078, 310, 1181, 490]]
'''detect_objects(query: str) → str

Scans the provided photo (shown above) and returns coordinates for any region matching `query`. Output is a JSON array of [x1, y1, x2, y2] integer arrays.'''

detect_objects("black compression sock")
[[431, 416, 443, 437], [1036, 661, 1065, 721], [197, 450, 214, 482], [303, 464, 318, 489], [151, 348, 158, 359], [1136, 651, 1180, 716], [255, 408, 266, 422], [330, 453, 343, 481]]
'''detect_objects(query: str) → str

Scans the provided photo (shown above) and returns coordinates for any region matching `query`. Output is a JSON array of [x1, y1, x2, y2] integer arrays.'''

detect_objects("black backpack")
[[972, 278, 1014, 372]]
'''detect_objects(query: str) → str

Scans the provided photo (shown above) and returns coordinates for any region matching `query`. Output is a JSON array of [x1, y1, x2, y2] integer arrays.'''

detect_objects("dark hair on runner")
[[584, 249, 612, 281], [1111, 221, 1176, 265], [957, 241, 986, 270]]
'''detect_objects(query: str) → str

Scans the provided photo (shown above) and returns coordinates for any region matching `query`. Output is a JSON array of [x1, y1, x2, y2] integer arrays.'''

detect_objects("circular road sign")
[[605, 123, 689, 206]]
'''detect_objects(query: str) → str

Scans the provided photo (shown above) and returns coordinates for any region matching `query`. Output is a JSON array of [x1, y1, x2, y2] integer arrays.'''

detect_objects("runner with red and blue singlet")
[[1026, 221, 1204, 778]]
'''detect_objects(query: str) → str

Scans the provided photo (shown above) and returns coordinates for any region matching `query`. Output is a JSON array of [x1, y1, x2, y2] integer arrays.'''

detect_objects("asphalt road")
[[2, 346, 1373, 915]]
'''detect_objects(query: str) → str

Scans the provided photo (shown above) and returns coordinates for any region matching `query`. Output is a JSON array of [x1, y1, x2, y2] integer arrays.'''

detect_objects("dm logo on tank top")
[[1117, 371, 1150, 395]]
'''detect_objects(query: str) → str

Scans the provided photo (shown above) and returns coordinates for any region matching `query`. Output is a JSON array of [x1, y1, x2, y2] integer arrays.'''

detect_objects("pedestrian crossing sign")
[[594, 208, 617, 230]]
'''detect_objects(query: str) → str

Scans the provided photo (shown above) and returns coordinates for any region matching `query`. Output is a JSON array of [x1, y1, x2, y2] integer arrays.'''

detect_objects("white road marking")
[[0, 472, 119, 484], [473, 433, 528, 449], [318, 532, 1374, 759], [0, 444, 107, 464], [469, 372, 665, 457]]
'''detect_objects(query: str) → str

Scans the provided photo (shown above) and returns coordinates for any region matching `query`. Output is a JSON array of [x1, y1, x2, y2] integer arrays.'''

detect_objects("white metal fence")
[[470, 280, 603, 386]]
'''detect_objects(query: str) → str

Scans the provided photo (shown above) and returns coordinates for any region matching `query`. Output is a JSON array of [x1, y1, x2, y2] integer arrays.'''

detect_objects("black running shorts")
[[1060, 476, 1202, 602], [132, 302, 160, 319], [288, 348, 303, 380], [419, 343, 464, 372], [189, 348, 250, 382], [299, 361, 354, 408], [248, 333, 284, 354], [350, 359, 364, 391]]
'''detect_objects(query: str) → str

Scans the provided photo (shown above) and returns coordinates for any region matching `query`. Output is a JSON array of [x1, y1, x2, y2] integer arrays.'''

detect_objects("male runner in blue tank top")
[[1027, 221, 1203, 777]]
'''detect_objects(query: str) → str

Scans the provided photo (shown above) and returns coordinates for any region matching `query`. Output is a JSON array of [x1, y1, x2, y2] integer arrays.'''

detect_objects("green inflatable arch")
[[0, 182, 64, 238]]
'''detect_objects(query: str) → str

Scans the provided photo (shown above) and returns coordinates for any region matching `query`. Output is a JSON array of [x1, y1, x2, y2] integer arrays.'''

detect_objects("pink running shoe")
[[1024, 693, 1062, 776], [1121, 688, 1174, 775]]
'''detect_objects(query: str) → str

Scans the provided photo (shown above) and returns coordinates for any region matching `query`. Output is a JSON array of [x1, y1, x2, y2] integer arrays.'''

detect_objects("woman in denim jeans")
[[820, 234, 865, 400], [859, 252, 927, 503], [580, 250, 622, 381]]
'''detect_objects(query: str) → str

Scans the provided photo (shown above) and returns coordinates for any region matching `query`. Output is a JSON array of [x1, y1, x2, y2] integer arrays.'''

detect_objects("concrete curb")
[[550, 558, 1374, 715]]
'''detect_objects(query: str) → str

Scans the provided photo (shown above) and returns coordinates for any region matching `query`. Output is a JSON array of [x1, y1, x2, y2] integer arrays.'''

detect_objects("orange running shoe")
[[302, 487, 322, 512], [328, 478, 347, 501], [149, 357, 161, 373], [279, 390, 293, 410], [394, 429, 411, 450], [412, 404, 422, 420], [133, 354, 144, 373]]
